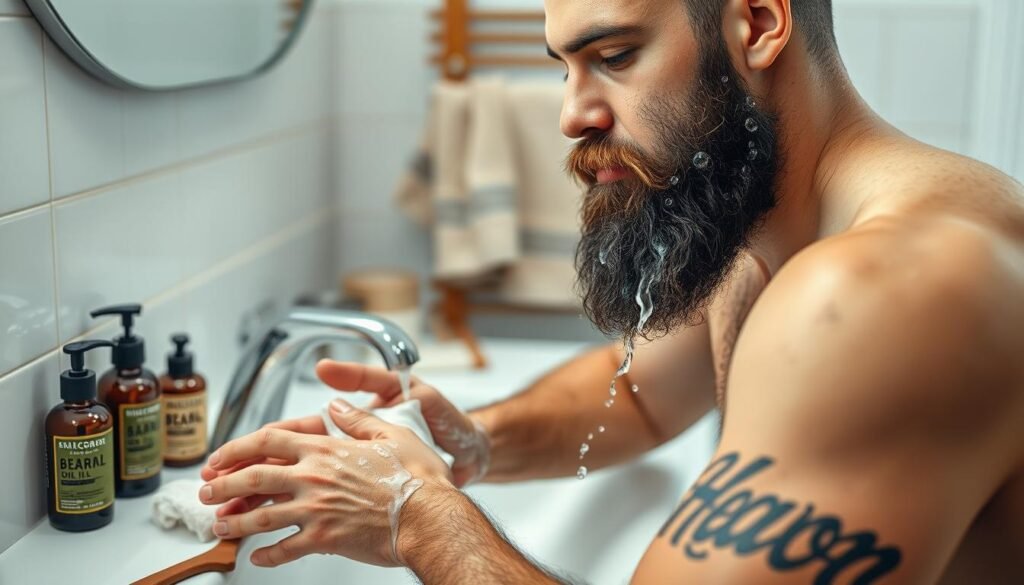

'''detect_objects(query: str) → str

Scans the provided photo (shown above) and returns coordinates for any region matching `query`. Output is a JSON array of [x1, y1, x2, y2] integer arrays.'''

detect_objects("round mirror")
[[24, 0, 313, 91]]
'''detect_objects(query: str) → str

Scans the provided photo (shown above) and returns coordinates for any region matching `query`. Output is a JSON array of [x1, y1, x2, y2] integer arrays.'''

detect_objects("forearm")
[[470, 345, 662, 482], [400, 482, 569, 584]]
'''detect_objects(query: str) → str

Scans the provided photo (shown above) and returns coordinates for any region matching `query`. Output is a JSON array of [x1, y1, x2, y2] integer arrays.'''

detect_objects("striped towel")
[[395, 76, 584, 307]]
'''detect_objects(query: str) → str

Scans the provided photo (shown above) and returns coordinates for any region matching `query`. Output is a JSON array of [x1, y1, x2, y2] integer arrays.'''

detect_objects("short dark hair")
[[682, 0, 839, 72]]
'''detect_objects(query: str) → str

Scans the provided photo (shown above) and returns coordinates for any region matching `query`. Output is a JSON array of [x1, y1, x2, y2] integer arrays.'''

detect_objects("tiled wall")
[[332, 0, 1022, 297], [0, 2, 338, 551]]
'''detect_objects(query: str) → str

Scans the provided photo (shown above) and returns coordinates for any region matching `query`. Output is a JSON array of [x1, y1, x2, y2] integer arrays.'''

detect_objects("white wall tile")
[[0, 0, 28, 16], [885, 6, 976, 128], [44, 39, 182, 198], [336, 115, 424, 214], [43, 39, 123, 197], [0, 208, 58, 376], [0, 353, 59, 552], [54, 172, 186, 342], [178, 129, 333, 275], [336, 3, 432, 117], [0, 18, 50, 215]]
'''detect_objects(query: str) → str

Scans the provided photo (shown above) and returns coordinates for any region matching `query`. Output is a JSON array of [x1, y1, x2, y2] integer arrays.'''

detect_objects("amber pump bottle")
[[91, 304, 162, 497], [160, 334, 208, 467], [46, 340, 116, 532]]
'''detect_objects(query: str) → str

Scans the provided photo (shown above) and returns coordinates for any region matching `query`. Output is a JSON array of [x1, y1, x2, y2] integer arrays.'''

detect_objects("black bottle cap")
[[61, 340, 114, 402], [90, 304, 145, 370], [167, 333, 194, 378]]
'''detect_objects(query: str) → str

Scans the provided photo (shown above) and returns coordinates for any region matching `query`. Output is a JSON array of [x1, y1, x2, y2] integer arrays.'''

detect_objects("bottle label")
[[118, 399, 162, 480], [52, 428, 114, 514], [163, 391, 207, 461]]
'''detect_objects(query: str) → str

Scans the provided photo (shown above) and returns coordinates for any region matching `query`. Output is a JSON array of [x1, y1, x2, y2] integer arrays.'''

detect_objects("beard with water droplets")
[[569, 40, 783, 342]]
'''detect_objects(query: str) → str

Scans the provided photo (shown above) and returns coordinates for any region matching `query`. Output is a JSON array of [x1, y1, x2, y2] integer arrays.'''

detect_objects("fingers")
[[201, 464, 293, 504], [213, 501, 301, 539], [251, 530, 313, 567], [315, 360, 406, 403], [265, 415, 327, 435], [216, 493, 293, 518], [327, 399, 391, 440], [208, 428, 305, 472]]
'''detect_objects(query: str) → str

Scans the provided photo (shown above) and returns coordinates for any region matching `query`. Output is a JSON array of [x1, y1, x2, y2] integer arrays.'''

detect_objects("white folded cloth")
[[151, 479, 219, 542], [320, 399, 454, 467]]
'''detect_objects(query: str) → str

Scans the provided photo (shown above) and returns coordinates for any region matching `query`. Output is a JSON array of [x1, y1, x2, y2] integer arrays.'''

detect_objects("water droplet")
[[692, 151, 711, 170], [669, 175, 680, 186], [745, 118, 758, 132], [579, 443, 590, 456], [338, 449, 350, 458], [333, 463, 344, 471], [609, 383, 617, 397], [604, 399, 615, 408], [664, 197, 674, 207], [748, 141, 755, 148], [577, 466, 588, 480], [357, 457, 368, 467], [720, 75, 729, 83], [598, 426, 606, 433], [745, 96, 756, 109], [747, 149, 758, 161], [599, 248, 609, 265], [587, 433, 594, 441], [631, 384, 639, 393]]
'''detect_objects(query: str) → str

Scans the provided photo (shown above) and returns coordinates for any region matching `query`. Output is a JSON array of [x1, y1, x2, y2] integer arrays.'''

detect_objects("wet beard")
[[573, 61, 781, 340]]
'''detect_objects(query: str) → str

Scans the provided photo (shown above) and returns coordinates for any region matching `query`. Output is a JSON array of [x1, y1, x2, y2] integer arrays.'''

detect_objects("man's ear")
[[724, 0, 793, 72]]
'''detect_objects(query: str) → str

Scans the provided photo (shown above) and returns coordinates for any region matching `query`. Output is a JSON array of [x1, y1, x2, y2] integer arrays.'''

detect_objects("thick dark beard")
[[574, 47, 781, 341]]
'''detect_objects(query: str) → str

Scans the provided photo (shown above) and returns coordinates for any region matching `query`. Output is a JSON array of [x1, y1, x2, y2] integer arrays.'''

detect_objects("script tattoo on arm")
[[658, 452, 902, 584]]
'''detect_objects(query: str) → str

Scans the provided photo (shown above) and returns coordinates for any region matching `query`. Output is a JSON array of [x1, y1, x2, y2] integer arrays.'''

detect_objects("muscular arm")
[[472, 318, 716, 482], [398, 233, 1016, 584]]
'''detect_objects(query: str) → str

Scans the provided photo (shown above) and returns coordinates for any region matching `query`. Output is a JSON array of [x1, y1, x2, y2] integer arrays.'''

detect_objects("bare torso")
[[701, 143, 1024, 583]]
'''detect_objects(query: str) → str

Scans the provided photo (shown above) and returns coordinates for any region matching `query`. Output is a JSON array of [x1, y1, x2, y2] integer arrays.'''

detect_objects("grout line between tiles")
[[40, 18, 63, 351], [62, 206, 337, 346], [49, 117, 336, 210]]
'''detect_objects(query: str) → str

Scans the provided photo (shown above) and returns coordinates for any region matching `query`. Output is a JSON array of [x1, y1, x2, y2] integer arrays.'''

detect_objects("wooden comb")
[[131, 539, 241, 585]]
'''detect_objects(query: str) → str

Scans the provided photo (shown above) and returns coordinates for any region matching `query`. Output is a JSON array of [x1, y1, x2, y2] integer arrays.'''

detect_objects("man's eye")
[[602, 49, 636, 70]]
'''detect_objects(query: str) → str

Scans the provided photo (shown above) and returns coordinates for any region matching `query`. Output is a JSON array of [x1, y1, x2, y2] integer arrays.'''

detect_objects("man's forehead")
[[544, 0, 664, 49]]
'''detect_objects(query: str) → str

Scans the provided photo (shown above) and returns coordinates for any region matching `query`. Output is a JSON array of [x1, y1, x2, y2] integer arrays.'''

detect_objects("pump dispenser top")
[[90, 304, 145, 369], [61, 340, 114, 401], [167, 334, 194, 378]]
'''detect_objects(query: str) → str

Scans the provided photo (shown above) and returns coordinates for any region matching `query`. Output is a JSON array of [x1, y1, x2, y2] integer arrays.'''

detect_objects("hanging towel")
[[395, 76, 585, 307]]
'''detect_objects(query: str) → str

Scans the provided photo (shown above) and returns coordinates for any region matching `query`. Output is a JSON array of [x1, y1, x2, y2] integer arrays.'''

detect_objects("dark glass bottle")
[[91, 304, 162, 497], [46, 340, 116, 532], [160, 334, 208, 467]]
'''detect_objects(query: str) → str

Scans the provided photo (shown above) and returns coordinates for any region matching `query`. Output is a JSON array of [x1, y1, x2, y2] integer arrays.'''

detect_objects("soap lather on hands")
[[198, 359, 491, 567]]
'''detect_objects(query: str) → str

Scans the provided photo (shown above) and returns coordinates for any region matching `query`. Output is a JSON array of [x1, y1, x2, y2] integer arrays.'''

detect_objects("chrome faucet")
[[210, 307, 420, 450]]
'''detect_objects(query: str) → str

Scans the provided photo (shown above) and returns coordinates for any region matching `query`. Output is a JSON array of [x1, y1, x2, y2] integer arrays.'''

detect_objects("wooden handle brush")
[[131, 539, 241, 585]]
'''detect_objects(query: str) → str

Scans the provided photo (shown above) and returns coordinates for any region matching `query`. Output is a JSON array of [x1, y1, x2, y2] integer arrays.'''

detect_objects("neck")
[[745, 54, 891, 276]]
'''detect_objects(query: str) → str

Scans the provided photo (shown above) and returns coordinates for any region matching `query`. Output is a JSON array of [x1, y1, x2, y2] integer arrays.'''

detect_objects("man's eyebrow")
[[545, 24, 645, 60]]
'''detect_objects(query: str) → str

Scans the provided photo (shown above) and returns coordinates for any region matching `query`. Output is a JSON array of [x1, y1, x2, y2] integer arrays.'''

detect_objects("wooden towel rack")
[[427, 0, 577, 369]]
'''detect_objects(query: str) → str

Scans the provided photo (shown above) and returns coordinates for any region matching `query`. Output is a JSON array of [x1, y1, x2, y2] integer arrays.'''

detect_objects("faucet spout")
[[210, 307, 419, 450]]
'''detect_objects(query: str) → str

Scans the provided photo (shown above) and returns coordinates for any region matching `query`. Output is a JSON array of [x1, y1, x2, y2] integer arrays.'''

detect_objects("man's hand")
[[315, 359, 491, 487], [199, 399, 454, 568]]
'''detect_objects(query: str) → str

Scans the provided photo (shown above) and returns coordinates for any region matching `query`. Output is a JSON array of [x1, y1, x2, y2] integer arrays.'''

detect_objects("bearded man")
[[199, 1, 1024, 583]]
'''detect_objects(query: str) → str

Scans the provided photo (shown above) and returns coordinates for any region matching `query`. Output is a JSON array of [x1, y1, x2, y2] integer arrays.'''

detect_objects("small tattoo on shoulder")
[[659, 452, 901, 584]]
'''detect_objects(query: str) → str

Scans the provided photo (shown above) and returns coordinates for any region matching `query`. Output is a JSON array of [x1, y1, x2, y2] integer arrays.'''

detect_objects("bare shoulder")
[[730, 211, 1024, 460]]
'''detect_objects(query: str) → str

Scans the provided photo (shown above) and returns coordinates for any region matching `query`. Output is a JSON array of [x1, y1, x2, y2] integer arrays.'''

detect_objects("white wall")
[[331, 0, 1023, 299], [0, 1, 338, 551]]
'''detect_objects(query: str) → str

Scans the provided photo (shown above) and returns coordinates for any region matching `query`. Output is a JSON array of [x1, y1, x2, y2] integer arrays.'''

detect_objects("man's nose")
[[560, 82, 613, 139]]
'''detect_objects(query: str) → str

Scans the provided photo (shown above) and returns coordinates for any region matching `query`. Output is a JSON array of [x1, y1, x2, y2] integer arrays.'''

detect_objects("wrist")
[[396, 478, 463, 568]]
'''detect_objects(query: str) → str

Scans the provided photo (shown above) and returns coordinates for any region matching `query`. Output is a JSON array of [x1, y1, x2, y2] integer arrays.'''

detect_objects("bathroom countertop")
[[1, 338, 718, 585]]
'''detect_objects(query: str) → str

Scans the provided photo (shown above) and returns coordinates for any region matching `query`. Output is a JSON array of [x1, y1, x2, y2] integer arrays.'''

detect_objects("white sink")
[[223, 338, 717, 585]]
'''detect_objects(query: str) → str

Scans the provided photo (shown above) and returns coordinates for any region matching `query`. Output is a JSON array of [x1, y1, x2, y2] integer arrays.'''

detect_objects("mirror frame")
[[24, 0, 314, 91]]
